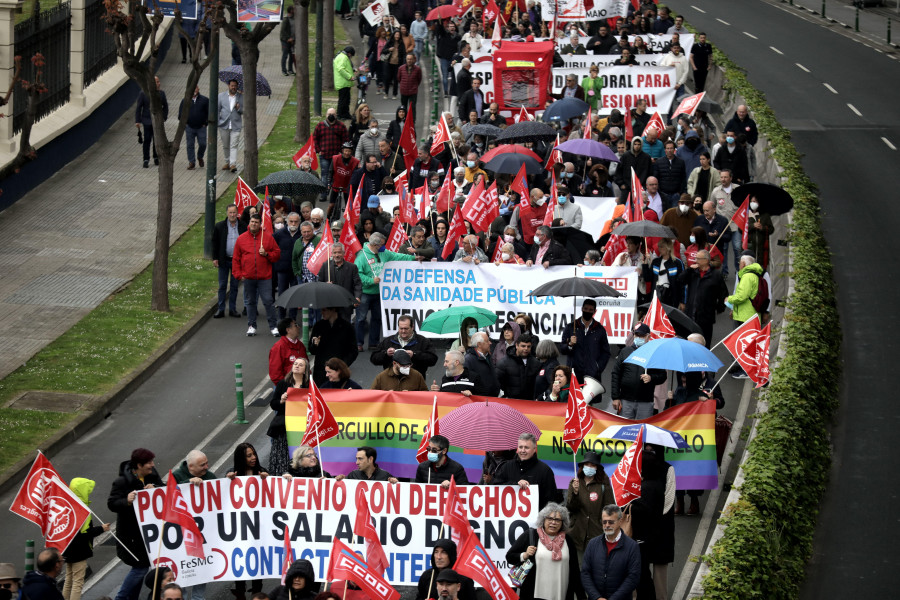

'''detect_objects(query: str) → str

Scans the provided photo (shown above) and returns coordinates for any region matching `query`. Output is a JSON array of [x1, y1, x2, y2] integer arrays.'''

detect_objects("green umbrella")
[[420, 306, 498, 334]]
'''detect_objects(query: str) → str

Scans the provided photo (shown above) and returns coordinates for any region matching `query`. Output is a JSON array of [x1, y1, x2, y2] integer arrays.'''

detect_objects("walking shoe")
[[229, 310, 241, 317], [687, 497, 700, 516], [271, 327, 280, 337], [222, 165, 231, 171], [730, 371, 750, 379], [230, 165, 237, 173], [246, 326, 257, 336], [198, 158, 205, 167], [674, 496, 684, 516], [187, 162, 195, 170], [143, 160, 149, 168], [213, 311, 225, 318], [154, 158, 159, 165]]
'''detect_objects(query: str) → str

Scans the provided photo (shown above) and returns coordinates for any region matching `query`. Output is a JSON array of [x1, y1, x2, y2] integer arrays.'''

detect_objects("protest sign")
[[551, 65, 678, 115], [142, 0, 199, 18], [631, 34, 695, 57], [540, 0, 628, 21], [134, 478, 537, 587], [561, 54, 660, 68], [237, 0, 283, 22], [362, 0, 389, 26], [284, 392, 719, 491], [378, 263, 637, 343]]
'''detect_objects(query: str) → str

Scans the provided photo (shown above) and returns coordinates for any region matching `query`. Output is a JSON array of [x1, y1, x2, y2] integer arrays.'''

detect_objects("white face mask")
[[369, 127, 379, 136], [533, 235, 542, 245], [689, 235, 696, 244], [750, 201, 759, 211], [536, 197, 546, 206], [678, 204, 689, 215], [398, 365, 410, 375], [274, 223, 284, 230], [501, 252, 511, 261], [504, 234, 515, 243]]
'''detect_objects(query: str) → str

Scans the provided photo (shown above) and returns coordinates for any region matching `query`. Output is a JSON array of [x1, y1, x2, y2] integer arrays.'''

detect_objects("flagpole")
[[150, 537, 164, 600], [85, 506, 140, 563], [707, 358, 739, 395], [425, 521, 448, 598], [315, 422, 325, 479]]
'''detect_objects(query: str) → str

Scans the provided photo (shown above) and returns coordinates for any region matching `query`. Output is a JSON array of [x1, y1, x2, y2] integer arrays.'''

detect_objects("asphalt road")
[[669, 0, 900, 596]]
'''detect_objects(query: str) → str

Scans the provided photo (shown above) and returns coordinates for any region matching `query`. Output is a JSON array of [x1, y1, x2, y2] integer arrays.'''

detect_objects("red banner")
[[9, 452, 62, 529], [163, 472, 205, 558], [327, 538, 400, 600], [295, 380, 340, 448], [610, 425, 643, 506], [292, 134, 319, 170]]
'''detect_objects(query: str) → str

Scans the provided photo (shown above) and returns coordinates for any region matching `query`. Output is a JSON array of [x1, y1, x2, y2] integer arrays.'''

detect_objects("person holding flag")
[[62, 478, 110, 600], [232, 213, 281, 337], [725, 255, 764, 379], [566, 452, 614, 564]]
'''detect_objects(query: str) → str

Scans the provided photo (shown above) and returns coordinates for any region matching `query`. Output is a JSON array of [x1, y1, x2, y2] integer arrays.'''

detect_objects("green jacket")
[[70, 478, 96, 533], [292, 233, 323, 277], [581, 75, 603, 111], [172, 460, 218, 484], [727, 262, 764, 322], [334, 51, 354, 90], [355, 245, 415, 295]]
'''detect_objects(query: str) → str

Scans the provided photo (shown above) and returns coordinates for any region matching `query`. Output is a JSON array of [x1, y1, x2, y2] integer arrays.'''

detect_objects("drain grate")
[[65, 229, 109, 239]]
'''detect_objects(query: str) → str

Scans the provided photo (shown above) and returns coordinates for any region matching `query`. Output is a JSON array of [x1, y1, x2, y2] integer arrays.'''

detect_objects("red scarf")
[[537, 527, 565, 561]]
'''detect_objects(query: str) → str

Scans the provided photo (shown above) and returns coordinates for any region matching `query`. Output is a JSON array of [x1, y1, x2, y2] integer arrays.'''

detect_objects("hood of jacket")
[[70, 477, 95, 532], [285, 559, 316, 587], [739, 262, 764, 278], [432, 538, 458, 568], [502, 321, 521, 344]]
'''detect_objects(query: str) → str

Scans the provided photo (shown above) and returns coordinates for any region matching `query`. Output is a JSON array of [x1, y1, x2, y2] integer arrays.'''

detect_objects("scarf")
[[537, 527, 565, 561]]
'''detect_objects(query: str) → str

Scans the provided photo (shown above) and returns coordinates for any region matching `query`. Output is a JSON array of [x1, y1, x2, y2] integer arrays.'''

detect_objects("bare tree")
[[0, 55, 45, 184], [217, 0, 277, 187], [294, 0, 310, 141], [104, 1, 216, 311], [323, 0, 334, 90]]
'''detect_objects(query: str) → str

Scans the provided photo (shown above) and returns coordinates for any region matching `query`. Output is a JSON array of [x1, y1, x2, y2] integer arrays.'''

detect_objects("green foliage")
[[688, 42, 842, 600]]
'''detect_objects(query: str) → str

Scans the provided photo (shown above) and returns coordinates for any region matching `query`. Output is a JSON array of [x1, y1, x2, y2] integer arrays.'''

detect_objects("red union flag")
[[234, 176, 260, 214], [563, 374, 593, 452], [305, 223, 334, 276], [327, 538, 400, 600], [296, 379, 340, 448], [163, 471, 205, 559], [442, 476, 474, 546], [483, 0, 500, 24], [631, 167, 645, 213], [281, 525, 293, 584], [583, 105, 593, 139], [436, 171, 453, 213], [543, 172, 558, 226], [339, 216, 363, 262], [431, 114, 451, 156], [10, 452, 63, 529], [624, 106, 633, 141], [511, 162, 530, 208], [353, 487, 390, 576], [398, 185, 417, 225], [751, 322, 771, 388], [721, 314, 761, 376], [610, 425, 644, 506], [399, 103, 418, 175], [545, 134, 562, 171], [514, 106, 531, 123], [672, 92, 706, 119], [645, 111, 666, 135], [39, 477, 90, 552], [348, 181, 364, 228], [441, 206, 467, 260], [643, 291, 676, 340], [731, 195, 751, 250], [292, 134, 319, 171], [460, 179, 488, 233], [415, 395, 441, 463], [453, 532, 518, 600], [385, 218, 409, 252]]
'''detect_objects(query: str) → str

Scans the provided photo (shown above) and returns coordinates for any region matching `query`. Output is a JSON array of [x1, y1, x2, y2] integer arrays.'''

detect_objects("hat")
[[393, 349, 412, 365], [525, 34, 535, 42], [342, 141, 354, 149], [633, 323, 651, 337], [436, 569, 461, 584], [367, 195, 381, 208], [579, 451, 603, 467], [0, 564, 20, 581]]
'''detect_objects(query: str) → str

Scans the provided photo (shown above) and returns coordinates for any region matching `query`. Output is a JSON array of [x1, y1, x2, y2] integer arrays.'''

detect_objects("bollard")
[[889, 18, 893, 44], [856, 6, 859, 31], [25, 540, 34, 573], [234, 363, 248, 424], [301, 308, 310, 347], [822, 0, 826, 18]]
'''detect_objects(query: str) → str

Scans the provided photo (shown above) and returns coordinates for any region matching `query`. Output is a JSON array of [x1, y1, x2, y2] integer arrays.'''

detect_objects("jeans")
[[243, 278, 276, 329], [414, 39, 423, 62], [218, 260, 239, 312], [281, 41, 295, 73], [439, 57, 452, 94], [659, 191, 680, 212], [319, 154, 333, 188], [276, 270, 297, 320], [114, 566, 149, 600], [185, 124, 207, 164], [220, 127, 240, 166], [620, 400, 654, 420], [355, 292, 381, 347]]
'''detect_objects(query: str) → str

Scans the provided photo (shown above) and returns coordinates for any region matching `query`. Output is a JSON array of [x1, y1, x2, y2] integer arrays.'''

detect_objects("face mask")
[[677, 124, 682, 131], [475, 141, 483, 147], [750, 201, 759, 211], [559, 196, 567, 204], [466, 160, 476, 168], [430, 182, 439, 191], [689, 235, 696, 244], [427, 451, 440, 463], [467, 327, 478, 337], [565, 172, 573, 178], [634, 336, 646, 347], [533, 235, 542, 245], [583, 466, 597, 477], [726, 136, 735, 144], [369, 127, 379, 136], [686, 138, 699, 149], [399, 366, 411, 375], [504, 234, 515, 243], [288, 224, 299, 233], [678, 204, 689, 214], [501, 252, 511, 261], [275, 223, 284, 230], [536, 197, 546, 206], [582, 311, 593, 322], [327, 114, 336, 123]]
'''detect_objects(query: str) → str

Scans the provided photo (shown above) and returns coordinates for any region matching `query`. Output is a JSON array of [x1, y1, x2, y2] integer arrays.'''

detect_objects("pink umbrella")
[[439, 401, 542, 451]]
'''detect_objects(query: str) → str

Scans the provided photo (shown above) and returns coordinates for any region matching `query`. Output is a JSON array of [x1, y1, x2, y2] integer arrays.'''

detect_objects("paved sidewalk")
[[0, 29, 294, 380]]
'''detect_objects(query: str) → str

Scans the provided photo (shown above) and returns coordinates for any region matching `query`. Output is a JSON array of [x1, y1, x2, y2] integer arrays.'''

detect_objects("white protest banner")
[[134, 478, 536, 587], [630, 33, 695, 56], [573, 196, 617, 241], [379, 263, 637, 342], [540, 0, 628, 21], [453, 62, 497, 105], [551, 65, 677, 115], [363, 0, 389, 26], [562, 54, 660, 68]]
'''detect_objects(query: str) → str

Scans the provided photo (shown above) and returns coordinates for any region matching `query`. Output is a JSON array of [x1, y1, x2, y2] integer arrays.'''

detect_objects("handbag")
[[508, 528, 537, 587]]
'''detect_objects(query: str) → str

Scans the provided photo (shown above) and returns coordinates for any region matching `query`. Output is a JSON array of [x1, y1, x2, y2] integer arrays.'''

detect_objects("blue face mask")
[[726, 136, 735, 144], [559, 196, 567, 204], [427, 451, 440, 463], [468, 327, 478, 336], [466, 160, 476, 168], [582, 466, 597, 477], [634, 337, 647, 347], [565, 172, 574, 178], [689, 235, 696, 244]]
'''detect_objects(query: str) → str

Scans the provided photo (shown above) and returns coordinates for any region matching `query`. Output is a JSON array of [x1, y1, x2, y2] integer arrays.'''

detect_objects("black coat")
[[610, 344, 667, 402], [62, 524, 106, 563], [177, 94, 209, 129], [437, 366, 479, 394], [268, 560, 319, 600], [693, 213, 732, 252], [506, 528, 585, 600], [107, 460, 164, 566], [528, 240, 572, 266], [370, 334, 438, 381], [493, 455, 560, 509], [684, 267, 727, 327], [614, 150, 652, 193], [643, 256, 686, 307], [652, 155, 687, 195], [497, 352, 542, 400], [415, 456, 469, 485], [580, 533, 641, 600], [308, 317, 358, 385], [22, 571, 64, 600], [559, 318, 611, 382], [713, 144, 750, 184], [723, 113, 759, 146], [416, 539, 477, 600], [533, 357, 560, 401], [458, 88, 485, 123], [273, 227, 303, 274], [212, 218, 247, 263], [464, 347, 501, 396], [316, 259, 362, 320], [135, 90, 168, 127]]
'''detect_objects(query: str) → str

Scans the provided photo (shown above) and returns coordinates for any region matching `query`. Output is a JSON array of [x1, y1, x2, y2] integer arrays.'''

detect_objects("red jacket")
[[331, 155, 360, 192], [232, 229, 280, 280], [398, 64, 423, 97], [268, 336, 309, 384]]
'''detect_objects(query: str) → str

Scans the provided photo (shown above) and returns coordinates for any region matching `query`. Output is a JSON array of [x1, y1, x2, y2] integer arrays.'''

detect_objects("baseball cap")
[[367, 195, 381, 208], [393, 349, 412, 365], [436, 569, 461, 584]]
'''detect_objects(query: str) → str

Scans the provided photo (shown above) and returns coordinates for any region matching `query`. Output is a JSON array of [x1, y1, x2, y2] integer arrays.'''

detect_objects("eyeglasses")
[[302, 453, 316, 460], [426, 447, 442, 452], [0, 584, 16, 589], [544, 517, 563, 523], [601, 519, 618, 524]]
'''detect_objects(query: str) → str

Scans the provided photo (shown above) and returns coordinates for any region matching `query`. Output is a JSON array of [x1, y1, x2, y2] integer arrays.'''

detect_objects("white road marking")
[[691, 5, 706, 12], [823, 83, 838, 94], [883, 137, 897, 150], [770, 46, 783, 54], [716, 18, 730, 25], [847, 103, 862, 117], [796, 63, 811, 72], [743, 31, 758, 39]]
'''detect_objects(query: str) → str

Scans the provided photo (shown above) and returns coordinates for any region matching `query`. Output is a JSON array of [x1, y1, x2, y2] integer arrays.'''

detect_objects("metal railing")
[[84, 0, 117, 87]]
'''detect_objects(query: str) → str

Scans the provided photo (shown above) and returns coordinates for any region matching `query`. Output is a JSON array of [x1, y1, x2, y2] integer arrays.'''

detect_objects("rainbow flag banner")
[[286, 391, 718, 491]]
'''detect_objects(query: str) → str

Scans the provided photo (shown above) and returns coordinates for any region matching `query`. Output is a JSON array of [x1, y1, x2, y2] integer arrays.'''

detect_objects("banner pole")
[[316, 423, 325, 479], [150, 538, 164, 600], [707, 359, 738, 395], [85, 505, 140, 563]]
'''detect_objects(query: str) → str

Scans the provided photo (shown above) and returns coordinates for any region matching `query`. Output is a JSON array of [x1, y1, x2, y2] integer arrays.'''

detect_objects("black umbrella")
[[696, 95, 722, 115], [530, 277, 622, 299], [219, 65, 272, 96], [541, 97, 590, 123], [613, 221, 678, 238], [254, 170, 327, 198], [468, 124, 503, 138], [495, 121, 558, 144], [637, 302, 702, 338], [276, 282, 355, 309], [484, 154, 543, 175], [730, 182, 794, 216]]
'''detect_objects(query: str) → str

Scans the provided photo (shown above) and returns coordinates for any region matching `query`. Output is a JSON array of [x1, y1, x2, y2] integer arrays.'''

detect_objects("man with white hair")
[[561, 34, 587, 55], [492, 433, 559, 508], [451, 166, 470, 198], [430, 350, 478, 395], [453, 235, 488, 264], [456, 58, 473, 98], [171, 451, 215, 600], [464, 332, 501, 396]]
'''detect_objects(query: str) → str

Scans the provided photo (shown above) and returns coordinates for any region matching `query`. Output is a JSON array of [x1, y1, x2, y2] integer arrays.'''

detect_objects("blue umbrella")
[[556, 138, 620, 162], [541, 97, 590, 123], [596, 423, 689, 449], [218, 65, 272, 97], [624, 337, 724, 372]]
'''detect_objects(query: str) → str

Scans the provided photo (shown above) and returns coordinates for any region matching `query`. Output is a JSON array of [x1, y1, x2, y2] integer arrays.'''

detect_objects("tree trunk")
[[323, 0, 334, 90], [151, 154, 174, 311], [239, 42, 261, 187], [295, 4, 310, 141]]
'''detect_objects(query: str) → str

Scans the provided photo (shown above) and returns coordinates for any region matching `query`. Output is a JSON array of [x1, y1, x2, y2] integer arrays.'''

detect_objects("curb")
[[0, 297, 218, 497]]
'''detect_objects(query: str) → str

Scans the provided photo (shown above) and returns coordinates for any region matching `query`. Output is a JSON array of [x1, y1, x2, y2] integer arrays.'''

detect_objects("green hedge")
[[691, 47, 841, 599]]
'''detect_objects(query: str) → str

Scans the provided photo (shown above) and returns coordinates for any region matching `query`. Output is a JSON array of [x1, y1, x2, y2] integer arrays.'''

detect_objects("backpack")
[[752, 275, 769, 314]]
